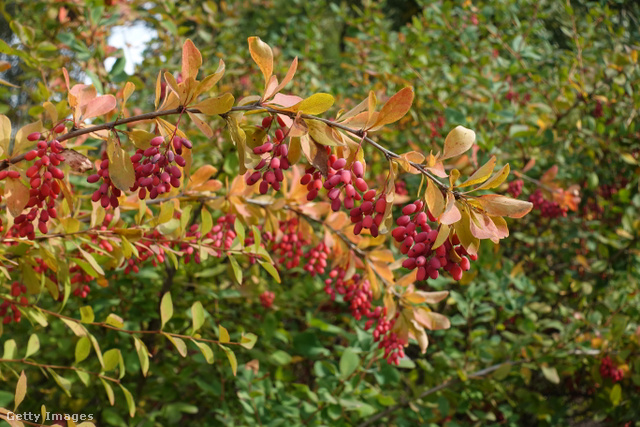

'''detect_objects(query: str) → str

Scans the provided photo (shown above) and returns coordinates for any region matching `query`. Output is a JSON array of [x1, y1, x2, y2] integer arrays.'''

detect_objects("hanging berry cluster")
[[11, 131, 65, 238], [325, 267, 405, 364], [600, 356, 625, 383], [529, 189, 567, 218], [245, 116, 291, 194], [129, 135, 190, 200], [1, 282, 27, 324], [393, 200, 475, 282]]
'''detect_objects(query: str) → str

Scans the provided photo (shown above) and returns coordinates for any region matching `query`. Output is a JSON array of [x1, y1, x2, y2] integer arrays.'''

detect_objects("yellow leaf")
[[477, 195, 533, 218], [474, 163, 510, 191], [370, 87, 414, 130], [248, 36, 273, 88], [458, 156, 496, 188], [292, 93, 335, 115], [306, 119, 344, 146], [127, 129, 155, 150], [191, 93, 234, 115], [154, 70, 162, 109], [432, 224, 450, 249], [0, 114, 11, 157], [195, 59, 226, 98], [13, 120, 43, 156], [122, 81, 135, 106], [106, 136, 136, 192], [425, 178, 445, 218], [441, 126, 476, 160], [187, 111, 213, 138], [181, 39, 202, 81], [219, 325, 230, 343], [453, 206, 480, 256]]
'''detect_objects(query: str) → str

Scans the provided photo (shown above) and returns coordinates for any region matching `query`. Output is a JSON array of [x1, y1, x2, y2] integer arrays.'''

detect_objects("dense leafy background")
[[1, 0, 639, 426]]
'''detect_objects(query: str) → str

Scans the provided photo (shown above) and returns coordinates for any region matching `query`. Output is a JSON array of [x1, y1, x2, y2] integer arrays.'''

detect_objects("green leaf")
[[191, 301, 205, 332], [541, 366, 560, 384], [79, 306, 95, 323], [269, 350, 292, 366], [103, 349, 121, 372], [24, 334, 39, 359], [100, 378, 115, 405], [240, 333, 258, 350], [133, 337, 150, 377], [76, 246, 105, 276], [219, 344, 238, 376], [3, 339, 17, 359], [46, 368, 71, 397], [75, 336, 91, 364], [218, 324, 230, 343], [259, 261, 280, 283], [160, 292, 173, 329], [119, 384, 136, 417], [105, 313, 124, 329], [229, 256, 242, 284], [192, 340, 214, 364], [339, 348, 359, 379], [164, 333, 188, 357], [610, 383, 622, 406]]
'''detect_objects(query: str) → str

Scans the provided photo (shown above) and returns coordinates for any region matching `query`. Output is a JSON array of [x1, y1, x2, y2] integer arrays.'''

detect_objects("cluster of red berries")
[[87, 152, 123, 208], [124, 230, 167, 274], [1, 282, 27, 324], [592, 101, 604, 118], [395, 180, 409, 196], [392, 200, 474, 282], [303, 242, 330, 276], [182, 224, 202, 264], [70, 266, 92, 298], [245, 116, 290, 194], [129, 135, 190, 200], [206, 214, 238, 258], [600, 356, 624, 382], [507, 179, 524, 198], [324, 268, 405, 364], [271, 217, 310, 270], [529, 189, 567, 218], [429, 115, 445, 138], [505, 91, 531, 105], [9, 132, 65, 239], [259, 290, 275, 308]]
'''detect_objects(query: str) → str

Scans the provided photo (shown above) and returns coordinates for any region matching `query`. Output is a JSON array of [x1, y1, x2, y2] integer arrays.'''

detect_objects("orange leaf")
[[425, 178, 445, 218], [188, 165, 217, 189], [181, 39, 202, 81], [458, 156, 496, 188], [370, 87, 414, 130], [413, 308, 450, 330]]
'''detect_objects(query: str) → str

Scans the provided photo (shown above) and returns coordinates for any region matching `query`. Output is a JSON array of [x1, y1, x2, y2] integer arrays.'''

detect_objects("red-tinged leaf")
[[5, 177, 29, 217], [248, 36, 273, 88], [439, 197, 462, 225], [181, 39, 202, 81], [441, 126, 476, 160], [410, 321, 429, 353], [469, 211, 507, 243], [267, 93, 303, 108], [70, 84, 97, 108], [413, 308, 450, 330], [306, 119, 344, 146], [425, 178, 445, 218], [477, 195, 534, 218], [540, 165, 558, 184], [370, 87, 414, 130], [83, 95, 117, 119], [272, 57, 298, 96], [458, 156, 496, 188], [192, 93, 234, 115], [414, 290, 449, 304], [337, 91, 372, 122]]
